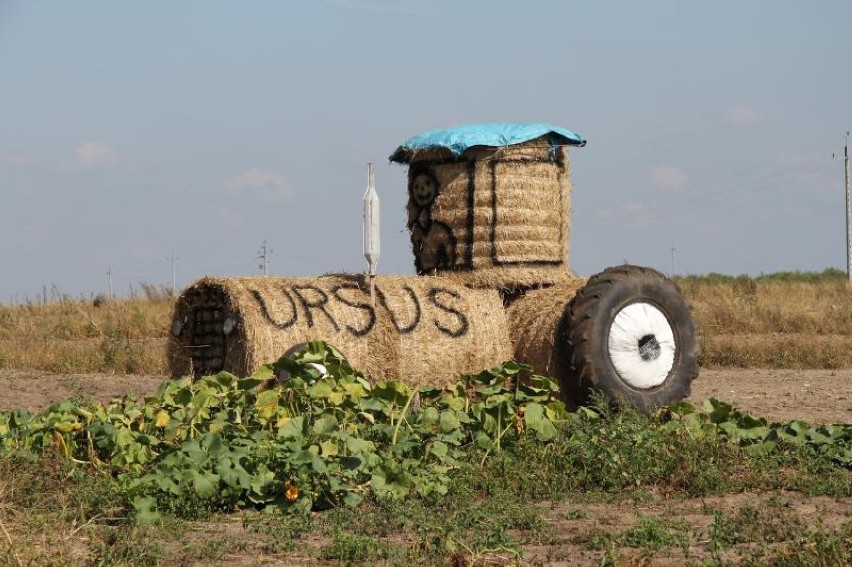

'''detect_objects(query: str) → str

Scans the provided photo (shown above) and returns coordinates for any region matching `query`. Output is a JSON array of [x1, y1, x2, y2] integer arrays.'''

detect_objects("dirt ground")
[[0, 367, 850, 424], [169, 490, 851, 566]]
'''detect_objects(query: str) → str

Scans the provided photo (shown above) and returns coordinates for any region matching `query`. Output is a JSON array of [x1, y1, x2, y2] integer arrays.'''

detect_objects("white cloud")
[[647, 165, 688, 191], [724, 105, 759, 126], [76, 142, 119, 169], [225, 168, 292, 201]]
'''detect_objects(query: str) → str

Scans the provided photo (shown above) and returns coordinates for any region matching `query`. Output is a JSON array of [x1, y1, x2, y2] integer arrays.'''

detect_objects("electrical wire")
[[582, 156, 837, 227]]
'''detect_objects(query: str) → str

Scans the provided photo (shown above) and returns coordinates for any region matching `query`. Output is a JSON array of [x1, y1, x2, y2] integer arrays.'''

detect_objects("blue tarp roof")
[[389, 122, 585, 164]]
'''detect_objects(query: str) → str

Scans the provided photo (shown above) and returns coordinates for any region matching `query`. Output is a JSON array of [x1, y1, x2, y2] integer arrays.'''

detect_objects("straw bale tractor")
[[169, 123, 698, 411]]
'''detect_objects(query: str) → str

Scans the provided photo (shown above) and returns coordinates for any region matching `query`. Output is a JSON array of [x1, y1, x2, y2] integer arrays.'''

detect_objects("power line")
[[584, 133, 839, 190], [652, 161, 834, 218], [584, 157, 835, 227]]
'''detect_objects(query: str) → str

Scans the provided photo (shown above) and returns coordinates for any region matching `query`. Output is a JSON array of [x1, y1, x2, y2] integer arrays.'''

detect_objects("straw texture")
[[505, 278, 587, 393], [168, 274, 513, 388], [405, 137, 575, 290]]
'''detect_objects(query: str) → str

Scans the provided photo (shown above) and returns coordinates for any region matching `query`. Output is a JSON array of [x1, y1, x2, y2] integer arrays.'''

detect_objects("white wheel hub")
[[607, 302, 676, 389]]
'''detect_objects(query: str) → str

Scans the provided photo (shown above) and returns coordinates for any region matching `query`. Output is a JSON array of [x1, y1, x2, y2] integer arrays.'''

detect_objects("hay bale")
[[168, 274, 512, 388], [402, 137, 576, 290], [505, 278, 587, 389]]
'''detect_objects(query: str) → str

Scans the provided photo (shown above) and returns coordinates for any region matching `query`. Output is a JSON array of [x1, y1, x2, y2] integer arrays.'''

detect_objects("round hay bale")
[[505, 278, 587, 391], [403, 137, 576, 290], [168, 274, 512, 388]]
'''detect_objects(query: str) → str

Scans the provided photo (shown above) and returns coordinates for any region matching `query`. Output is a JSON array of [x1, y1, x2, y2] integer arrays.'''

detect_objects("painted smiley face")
[[410, 173, 438, 208]]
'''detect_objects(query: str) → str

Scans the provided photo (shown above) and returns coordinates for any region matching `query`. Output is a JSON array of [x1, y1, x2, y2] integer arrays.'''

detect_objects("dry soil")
[[0, 368, 850, 424]]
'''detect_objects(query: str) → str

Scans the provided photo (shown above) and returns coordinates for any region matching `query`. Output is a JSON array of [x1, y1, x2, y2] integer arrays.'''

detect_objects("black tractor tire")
[[560, 265, 699, 412]]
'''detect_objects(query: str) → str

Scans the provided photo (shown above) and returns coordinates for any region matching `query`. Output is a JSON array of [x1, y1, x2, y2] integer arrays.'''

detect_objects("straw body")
[[168, 275, 513, 388]]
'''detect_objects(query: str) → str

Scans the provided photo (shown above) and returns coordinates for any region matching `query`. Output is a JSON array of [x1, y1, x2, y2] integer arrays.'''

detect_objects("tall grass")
[[676, 269, 852, 368], [677, 269, 852, 335], [0, 290, 171, 374]]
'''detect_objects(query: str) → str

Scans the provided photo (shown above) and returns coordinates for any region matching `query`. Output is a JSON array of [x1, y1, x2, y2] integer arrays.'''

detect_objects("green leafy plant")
[[660, 398, 852, 466], [0, 342, 565, 521], [1, 342, 851, 526]]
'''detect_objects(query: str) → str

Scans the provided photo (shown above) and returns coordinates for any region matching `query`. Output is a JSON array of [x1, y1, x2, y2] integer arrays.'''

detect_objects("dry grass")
[[677, 270, 852, 368], [0, 271, 850, 374], [0, 293, 171, 374], [678, 271, 852, 335]]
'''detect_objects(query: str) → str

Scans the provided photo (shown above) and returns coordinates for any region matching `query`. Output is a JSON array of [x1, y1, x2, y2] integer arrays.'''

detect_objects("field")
[[0, 271, 850, 566]]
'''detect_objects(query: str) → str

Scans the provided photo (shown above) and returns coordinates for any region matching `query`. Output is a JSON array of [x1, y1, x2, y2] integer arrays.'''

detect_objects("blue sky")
[[1, 1, 850, 300]]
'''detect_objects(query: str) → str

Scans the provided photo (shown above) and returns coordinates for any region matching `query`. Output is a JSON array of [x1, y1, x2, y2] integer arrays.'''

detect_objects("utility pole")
[[168, 250, 179, 296], [258, 240, 272, 276], [107, 266, 114, 301], [670, 244, 676, 278], [845, 131, 851, 290]]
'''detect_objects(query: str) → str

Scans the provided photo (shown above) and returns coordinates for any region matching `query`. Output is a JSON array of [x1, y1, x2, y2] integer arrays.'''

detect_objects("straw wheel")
[[562, 265, 699, 411]]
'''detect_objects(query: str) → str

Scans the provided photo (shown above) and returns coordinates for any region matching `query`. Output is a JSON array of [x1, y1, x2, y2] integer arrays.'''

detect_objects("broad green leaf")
[[132, 496, 161, 524], [475, 432, 493, 450], [190, 470, 220, 498], [249, 470, 276, 499], [174, 387, 192, 406], [254, 390, 280, 422], [312, 416, 338, 436], [345, 436, 375, 454], [342, 382, 368, 399], [524, 403, 557, 441], [430, 440, 448, 458], [277, 416, 305, 439], [247, 364, 274, 382], [210, 371, 239, 388], [311, 455, 328, 474], [744, 440, 778, 457], [680, 412, 707, 437], [309, 380, 334, 399], [524, 403, 545, 427], [703, 398, 733, 423], [544, 401, 570, 421], [373, 382, 412, 406], [320, 439, 338, 456], [371, 467, 411, 500], [343, 491, 363, 507], [438, 410, 461, 433], [339, 455, 363, 470]]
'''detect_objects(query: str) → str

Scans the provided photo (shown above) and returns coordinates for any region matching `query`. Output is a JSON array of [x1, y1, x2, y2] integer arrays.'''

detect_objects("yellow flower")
[[285, 484, 299, 502]]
